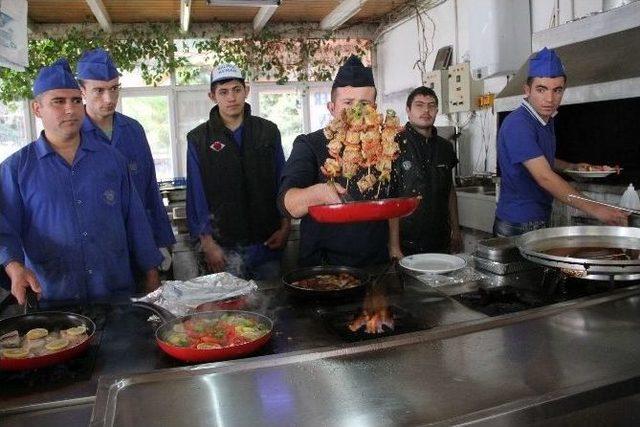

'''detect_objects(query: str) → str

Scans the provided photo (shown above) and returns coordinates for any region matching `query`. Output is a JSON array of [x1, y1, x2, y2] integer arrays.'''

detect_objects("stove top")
[[454, 270, 639, 317]]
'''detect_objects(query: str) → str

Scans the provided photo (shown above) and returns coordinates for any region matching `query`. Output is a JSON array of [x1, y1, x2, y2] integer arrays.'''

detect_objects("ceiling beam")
[[253, 5, 278, 33], [320, 0, 368, 31], [85, 0, 113, 33], [180, 0, 192, 33]]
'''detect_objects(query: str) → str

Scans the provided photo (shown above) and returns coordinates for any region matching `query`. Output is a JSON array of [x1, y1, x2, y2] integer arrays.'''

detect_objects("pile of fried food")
[[321, 102, 402, 194], [292, 273, 361, 291], [0, 326, 89, 359]]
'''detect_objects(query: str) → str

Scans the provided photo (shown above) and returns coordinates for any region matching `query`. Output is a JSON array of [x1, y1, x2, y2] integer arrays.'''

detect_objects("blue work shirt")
[[186, 123, 285, 266], [496, 100, 557, 223], [0, 132, 163, 301], [82, 112, 176, 248]]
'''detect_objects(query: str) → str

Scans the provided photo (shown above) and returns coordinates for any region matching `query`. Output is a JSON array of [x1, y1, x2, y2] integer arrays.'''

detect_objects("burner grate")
[[318, 305, 427, 342]]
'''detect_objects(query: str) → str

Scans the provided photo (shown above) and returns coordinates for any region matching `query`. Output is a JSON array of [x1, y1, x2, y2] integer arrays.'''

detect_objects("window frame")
[[4, 78, 332, 178]]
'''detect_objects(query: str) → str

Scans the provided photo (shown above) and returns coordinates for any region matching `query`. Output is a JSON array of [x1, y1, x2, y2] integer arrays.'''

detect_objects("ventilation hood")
[[496, 4, 640, 112]]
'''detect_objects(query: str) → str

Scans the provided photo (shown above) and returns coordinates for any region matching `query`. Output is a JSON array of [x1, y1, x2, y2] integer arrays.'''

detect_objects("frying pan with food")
[[308, 196, 421, 224], [0, 291, 96, 371], [282, 265, 370, 299], [132, 302, 272, 363]]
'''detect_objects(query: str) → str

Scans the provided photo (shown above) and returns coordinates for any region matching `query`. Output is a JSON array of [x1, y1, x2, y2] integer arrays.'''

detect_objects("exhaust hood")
[[495, 1, 640, 113], [495, 25, 640, 112]]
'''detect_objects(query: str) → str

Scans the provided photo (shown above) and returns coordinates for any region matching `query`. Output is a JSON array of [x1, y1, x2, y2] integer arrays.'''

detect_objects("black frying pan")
[[0, 291, 96, 371], [282, 265, 370, 299]]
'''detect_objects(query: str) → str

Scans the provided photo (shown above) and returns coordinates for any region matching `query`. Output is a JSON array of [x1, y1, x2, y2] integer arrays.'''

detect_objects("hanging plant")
[[0, 23, 371, 103]]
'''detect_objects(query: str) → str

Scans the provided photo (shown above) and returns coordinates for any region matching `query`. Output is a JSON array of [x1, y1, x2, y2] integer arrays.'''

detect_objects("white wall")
[[375, 0, 605, 176]]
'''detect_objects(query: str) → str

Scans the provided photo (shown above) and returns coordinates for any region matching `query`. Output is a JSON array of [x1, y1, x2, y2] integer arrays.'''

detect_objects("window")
[[308, 86, 332, 131], [120, 95, 173, 181], [257, 88, 304, 159], [0, 101, 30, 163], [175, 90, 212, 176]]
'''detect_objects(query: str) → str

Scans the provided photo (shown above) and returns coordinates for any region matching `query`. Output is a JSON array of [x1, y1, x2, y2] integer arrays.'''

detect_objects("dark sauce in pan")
[[543, 247, 640, 260]]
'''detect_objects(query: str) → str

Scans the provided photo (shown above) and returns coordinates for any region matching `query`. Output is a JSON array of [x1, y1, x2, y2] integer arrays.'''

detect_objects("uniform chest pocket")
[[96, 173, 122, 208]]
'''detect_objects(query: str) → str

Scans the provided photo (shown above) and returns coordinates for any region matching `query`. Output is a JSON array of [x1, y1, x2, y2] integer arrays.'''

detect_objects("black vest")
[[188, 104, 281, 246]]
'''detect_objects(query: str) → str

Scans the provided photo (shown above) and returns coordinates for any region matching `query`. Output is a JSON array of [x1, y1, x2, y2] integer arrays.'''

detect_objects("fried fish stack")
[[321, 102, 402, 195]]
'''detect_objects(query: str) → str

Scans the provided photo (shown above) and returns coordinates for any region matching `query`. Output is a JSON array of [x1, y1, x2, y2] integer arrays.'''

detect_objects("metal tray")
[[472, 254, 538, 276], [476, 237, 522, 263]]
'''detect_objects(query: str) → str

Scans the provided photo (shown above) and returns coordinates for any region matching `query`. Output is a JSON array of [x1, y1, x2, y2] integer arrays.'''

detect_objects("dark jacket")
[[394, 123, 457, 254], [187, 104, 281, 246], [278, 129, 391, 267]]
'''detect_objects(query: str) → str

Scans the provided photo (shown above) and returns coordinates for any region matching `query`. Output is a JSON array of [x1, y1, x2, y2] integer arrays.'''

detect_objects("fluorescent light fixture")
[[320, 0, 367, 31], [253, 6, 278, 33], [180, 0, 192, 33], [206, 0, 280, 6]]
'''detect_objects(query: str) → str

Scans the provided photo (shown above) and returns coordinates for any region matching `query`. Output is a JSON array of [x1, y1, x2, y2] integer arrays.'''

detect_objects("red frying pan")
[[308, 196, 421, 223], [133, 302, 272, 363], [0, 295, 96, 371]]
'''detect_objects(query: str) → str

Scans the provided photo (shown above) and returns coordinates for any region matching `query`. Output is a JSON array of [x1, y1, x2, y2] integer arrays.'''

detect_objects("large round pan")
[[517, 226, 640, 278], [0, 310, 96, 371], [282, 265, 370, 299], [133, 302, 272, 363], [308, 196, 420, 223]]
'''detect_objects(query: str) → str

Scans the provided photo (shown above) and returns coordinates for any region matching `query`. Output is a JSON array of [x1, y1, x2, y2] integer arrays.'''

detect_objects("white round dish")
[[563, 169, 620, 178], [399, 253, 467, 274]]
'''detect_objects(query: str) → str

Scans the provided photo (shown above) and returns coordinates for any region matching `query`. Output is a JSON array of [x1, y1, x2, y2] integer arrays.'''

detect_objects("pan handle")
[[24, 288, 40, 315], [131, 301, 178, 322]]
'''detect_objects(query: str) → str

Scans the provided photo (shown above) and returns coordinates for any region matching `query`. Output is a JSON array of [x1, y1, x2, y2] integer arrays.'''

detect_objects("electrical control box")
[[447, 62, 484, 113], [422, 69, 449, 114]]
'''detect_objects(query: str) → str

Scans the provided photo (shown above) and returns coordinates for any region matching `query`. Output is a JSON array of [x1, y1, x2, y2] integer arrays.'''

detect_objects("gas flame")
[[348, 285, 394, 334]]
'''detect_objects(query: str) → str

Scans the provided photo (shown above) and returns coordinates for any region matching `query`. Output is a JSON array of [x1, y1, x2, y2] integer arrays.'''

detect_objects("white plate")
[[563, 169, 620, 178], [399, 253, 467, 274]]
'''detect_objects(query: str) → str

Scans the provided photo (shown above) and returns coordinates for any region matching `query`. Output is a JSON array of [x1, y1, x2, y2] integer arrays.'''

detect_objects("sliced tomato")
[[200, 336, 221, 344]]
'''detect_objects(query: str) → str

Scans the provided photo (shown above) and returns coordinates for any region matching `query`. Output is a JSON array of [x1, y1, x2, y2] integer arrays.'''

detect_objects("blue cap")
[[76, 48, 121, 81], [528, 47, 565, 78], [33, 58, 80, 97]]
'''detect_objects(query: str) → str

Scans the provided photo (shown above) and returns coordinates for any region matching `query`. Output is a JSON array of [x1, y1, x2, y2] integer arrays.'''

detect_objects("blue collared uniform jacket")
[[0, 133, 163, 301], [81, 112, 175, 248], [496, 101, 557, 223]]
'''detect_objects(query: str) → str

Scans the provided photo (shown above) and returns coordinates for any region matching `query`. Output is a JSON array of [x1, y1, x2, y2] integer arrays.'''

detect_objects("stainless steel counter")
[[89, 286, 640, 427], [0, 271, 486, 426], [4, 266, 640, 426]]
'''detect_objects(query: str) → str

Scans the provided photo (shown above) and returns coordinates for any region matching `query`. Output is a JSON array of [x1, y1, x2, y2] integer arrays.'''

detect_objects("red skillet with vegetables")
[[133, 302, 272, 363]]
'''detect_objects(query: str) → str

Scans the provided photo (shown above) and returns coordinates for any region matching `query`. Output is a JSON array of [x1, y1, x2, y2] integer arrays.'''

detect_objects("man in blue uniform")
[[76, 48, 175, 269], [389, 86, 461, 258], [494, 47, 627, 237], [279, 55, 391, 267], [0, 58, 163, 304], [186, 63, 290, 280]]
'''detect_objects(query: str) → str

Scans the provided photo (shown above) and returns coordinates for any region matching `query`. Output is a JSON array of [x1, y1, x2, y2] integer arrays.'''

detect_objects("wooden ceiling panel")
[[358, 0, 411, 20], [27, 0, 412, 25], [190, 2, 262, 23], [27, 1, 95, 24], [106, 0, 180, 24]]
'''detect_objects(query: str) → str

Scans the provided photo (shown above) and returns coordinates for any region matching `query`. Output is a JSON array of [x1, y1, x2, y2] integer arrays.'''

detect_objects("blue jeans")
[[493, 217, 548, 237]]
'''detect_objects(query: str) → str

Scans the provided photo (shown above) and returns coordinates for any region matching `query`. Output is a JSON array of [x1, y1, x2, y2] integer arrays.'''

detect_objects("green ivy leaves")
[[0, 23, 371, 103]]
